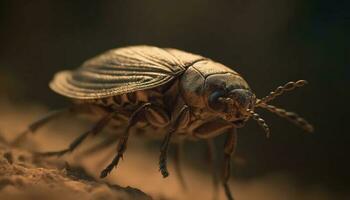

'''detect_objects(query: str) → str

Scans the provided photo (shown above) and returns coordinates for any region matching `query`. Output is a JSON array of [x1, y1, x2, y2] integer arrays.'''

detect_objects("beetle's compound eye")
[[228, 89, 255, 111], [208, 90, 227, 112]]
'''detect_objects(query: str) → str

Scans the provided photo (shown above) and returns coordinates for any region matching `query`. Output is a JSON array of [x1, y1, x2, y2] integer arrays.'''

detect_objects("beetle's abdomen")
[[74, 79, 177, 128], [94, 91, 150, 108]]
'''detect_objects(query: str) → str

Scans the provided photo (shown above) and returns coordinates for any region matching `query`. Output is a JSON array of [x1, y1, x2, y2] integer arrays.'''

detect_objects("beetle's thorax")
[[179, 60, 255, 125]]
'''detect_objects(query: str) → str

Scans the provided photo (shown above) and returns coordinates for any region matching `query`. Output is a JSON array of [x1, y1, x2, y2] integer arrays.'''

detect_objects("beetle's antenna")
[[257, 103, 314, 133], [256, 80, 308, 106], [247, 109, 270, 138]]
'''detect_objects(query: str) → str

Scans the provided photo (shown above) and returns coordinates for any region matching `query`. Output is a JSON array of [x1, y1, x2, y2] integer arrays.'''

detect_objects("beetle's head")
[[205, 73, 255, 127], [205, 73, 314, 137]]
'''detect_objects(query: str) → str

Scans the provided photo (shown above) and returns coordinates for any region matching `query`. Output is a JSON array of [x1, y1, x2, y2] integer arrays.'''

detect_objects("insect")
[[13, 45, 313, 200]]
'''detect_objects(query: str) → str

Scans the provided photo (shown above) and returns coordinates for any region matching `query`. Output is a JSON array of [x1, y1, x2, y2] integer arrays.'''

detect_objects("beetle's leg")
[[207, 139, 219, 200], [12, 108, 71, 145], [159, 105, 189, 178], [76, 135, 120, 169], [12, 104, 97, 146], [144, 105, 170, 128], [190, 119, 234, 199], [37, 111, 116, 157], [95, 142, 120, 169], [159, 127, 176, 178], [221, 128, 238, 200], [100, 103, 151, 178], [173, 141, 188, 190]]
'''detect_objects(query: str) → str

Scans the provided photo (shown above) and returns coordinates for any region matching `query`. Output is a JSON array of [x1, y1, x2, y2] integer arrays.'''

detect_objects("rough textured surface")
[[0, 142, 152, 200]]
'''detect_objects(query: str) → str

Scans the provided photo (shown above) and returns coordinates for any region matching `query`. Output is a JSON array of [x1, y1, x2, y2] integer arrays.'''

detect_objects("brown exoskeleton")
[[14, 45, 313, 200]]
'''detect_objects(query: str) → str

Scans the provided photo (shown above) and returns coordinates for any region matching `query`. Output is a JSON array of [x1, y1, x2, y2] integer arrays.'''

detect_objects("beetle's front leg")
[[222, 128, 237, 200], [207, 139, 219, 200], [159, 105, 190, 178], [191, 121, 236, 200]]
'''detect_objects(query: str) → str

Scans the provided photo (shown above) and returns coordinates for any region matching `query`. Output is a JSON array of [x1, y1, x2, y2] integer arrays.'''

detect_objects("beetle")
[[13, 45, 313, 200]]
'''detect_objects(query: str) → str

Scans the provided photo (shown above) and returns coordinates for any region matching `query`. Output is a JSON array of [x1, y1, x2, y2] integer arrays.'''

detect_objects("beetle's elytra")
[[15, 45, 313, 200]]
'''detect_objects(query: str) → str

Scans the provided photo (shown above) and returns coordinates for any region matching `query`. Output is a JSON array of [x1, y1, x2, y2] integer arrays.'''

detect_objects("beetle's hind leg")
[[37, 112, 115, 157], [12, 104, 99, 146], [12, 108, 72, 146]]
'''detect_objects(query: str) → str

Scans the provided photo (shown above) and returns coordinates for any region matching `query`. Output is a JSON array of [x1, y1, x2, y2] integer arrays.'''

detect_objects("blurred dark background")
[[0, 0, 348, 196]]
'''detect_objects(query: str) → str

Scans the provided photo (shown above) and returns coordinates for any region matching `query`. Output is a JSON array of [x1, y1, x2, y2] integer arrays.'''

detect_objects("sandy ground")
[[0, 99, 345, 200], [0, 142, 152, 200]]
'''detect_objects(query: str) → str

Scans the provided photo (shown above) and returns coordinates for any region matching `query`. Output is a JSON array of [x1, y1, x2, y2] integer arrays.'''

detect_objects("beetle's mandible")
[[14, 45, 314, 200]]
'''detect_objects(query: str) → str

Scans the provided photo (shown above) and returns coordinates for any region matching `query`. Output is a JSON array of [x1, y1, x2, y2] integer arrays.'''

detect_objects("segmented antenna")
[[256, 80, 308, 105], [247, 109, 270, 138], [258, 103, 314, 133]]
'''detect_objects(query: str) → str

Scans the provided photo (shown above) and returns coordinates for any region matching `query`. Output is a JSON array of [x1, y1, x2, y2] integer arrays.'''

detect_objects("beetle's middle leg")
[[159, 105, 190, 178], [37, 111, 116, 157], [70, 134, 119, 167], [100, 103, 170, 178]]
